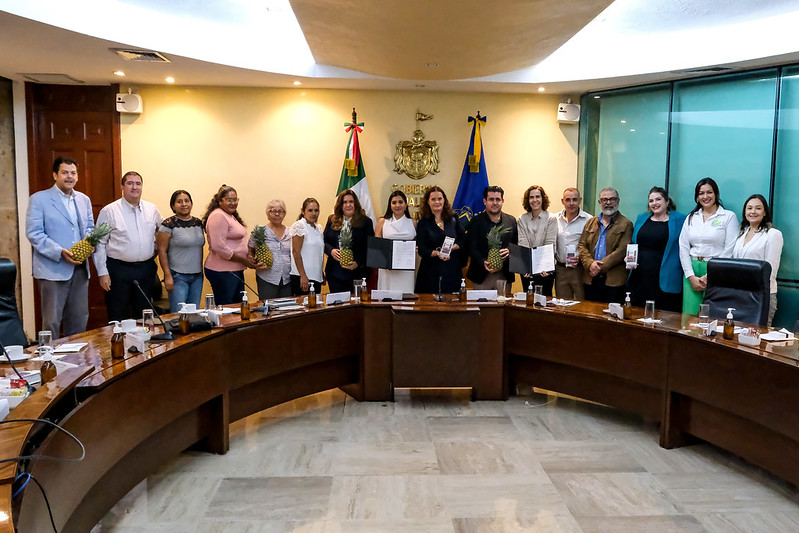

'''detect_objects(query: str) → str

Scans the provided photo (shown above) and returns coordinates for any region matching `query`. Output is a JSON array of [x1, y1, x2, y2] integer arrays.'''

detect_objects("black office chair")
[[0, 258, 29, 346], [704, 258, 771, 327]]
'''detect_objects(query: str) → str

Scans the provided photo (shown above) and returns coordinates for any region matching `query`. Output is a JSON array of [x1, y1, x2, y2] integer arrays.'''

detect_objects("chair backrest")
[[0, 259, 29, 347], [704, 258, 771, 327]]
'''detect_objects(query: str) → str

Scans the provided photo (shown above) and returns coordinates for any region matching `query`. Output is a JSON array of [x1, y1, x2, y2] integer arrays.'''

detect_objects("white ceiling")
[[2, 0, 799, 95]]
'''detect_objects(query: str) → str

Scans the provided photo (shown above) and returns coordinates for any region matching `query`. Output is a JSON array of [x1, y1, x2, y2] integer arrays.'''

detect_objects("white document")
[[326, 291, 351, 305], [531, 244, 555, 274], [371, 290, 403, 301], [467, 290, 498, 301], [626, 243, 639, 269], [391, 240, 416, 270], [761, 329, 796, 341]]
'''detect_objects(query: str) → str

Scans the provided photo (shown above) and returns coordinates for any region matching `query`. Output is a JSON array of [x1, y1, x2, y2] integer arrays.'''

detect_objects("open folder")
[[366, 236, 416, 270], [508, 243, 556, 276]]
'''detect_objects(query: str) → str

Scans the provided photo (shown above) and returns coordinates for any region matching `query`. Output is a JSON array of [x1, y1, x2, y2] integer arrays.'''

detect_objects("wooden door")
[[26, 83, 121, 332]]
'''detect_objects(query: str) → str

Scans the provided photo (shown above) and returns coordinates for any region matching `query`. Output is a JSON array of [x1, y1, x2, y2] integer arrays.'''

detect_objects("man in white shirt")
[[94, 171, 163, 321], [554, 188, 590, 299], [25, 157, 95, 336]]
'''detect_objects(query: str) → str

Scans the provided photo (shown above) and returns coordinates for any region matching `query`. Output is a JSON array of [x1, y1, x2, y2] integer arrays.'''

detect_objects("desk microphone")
[[229, 271, 261, 303], [132, 280, 175, 341]]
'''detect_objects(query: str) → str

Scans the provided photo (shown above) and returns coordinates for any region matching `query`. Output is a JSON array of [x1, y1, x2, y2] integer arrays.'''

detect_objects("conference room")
[[2, 1, 799, 532]]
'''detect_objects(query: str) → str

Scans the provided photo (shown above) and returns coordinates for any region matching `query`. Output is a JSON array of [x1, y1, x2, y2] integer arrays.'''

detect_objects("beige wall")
[[120, 85, 579, 292]]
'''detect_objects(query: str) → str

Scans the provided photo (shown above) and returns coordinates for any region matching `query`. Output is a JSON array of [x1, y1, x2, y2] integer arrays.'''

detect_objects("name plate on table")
[[325, 291, 351, 305], [372, 290, 403, 301], [467, 290, 497, 301]]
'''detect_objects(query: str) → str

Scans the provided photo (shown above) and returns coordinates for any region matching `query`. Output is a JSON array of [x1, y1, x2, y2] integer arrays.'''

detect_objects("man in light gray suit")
[[26, 157, 95, 337]]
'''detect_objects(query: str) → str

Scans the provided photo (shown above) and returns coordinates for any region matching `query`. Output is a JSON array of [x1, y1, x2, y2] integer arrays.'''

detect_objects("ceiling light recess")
[[111, 48, 171, 63]]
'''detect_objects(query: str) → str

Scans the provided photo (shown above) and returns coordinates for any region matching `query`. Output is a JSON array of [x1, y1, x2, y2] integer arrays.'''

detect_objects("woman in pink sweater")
[[201, 185, 259, 304]]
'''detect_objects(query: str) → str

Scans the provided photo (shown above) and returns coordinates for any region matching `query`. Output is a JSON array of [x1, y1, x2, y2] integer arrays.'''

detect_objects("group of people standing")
[[578, 178, 782, 326], [25, 156, 785, 342]]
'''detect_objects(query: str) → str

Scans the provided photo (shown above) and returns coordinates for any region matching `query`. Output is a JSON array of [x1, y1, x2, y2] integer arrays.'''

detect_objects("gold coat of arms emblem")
[[393, 113, 440, 180]]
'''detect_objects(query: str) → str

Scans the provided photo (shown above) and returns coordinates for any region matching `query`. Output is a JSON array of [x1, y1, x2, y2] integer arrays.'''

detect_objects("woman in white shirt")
[[375, 190, 416, 292], [517, 185, 557, 296], [732, 194, 783, 326], [678, 177, 739, 314], [289, 198, 325, 296]]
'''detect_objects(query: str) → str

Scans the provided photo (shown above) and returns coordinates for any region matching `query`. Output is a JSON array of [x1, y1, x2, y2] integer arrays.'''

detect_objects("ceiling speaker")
[[116, 93, 143, 114], [557, 103, 580, 124]]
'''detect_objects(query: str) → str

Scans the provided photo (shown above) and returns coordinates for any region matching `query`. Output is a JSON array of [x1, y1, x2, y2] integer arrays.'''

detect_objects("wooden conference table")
[[1, 295, 798, 531]]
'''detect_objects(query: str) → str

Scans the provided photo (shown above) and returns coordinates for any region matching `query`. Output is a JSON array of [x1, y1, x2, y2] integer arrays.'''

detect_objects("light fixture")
[[620, 120, 626, 124], [292, 81, 302, 86], [165, 77, 175, 83], [630, 129, 636, 132], [113, 71, 125, 77], [593, 95, 600, 99], [537, 87, 545, 92]]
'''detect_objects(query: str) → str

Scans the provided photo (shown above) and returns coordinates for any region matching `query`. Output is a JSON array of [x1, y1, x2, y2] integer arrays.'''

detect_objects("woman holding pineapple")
[[323, 190, 375, 294], [289, 198, 325, 295], [375, 190, 417, 292], [248, 199, 292, 299], [157, 190, 205, 312], [415, 186, 466, 294], [202, 185, 259, 305]]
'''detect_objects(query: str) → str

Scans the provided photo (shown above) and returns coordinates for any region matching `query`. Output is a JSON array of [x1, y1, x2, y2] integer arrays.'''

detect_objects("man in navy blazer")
[[25, 157, 95, 337]]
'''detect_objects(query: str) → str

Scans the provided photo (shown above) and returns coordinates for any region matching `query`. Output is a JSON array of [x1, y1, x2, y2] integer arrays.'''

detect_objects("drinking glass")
[[496, 279, 507, 298], [644, 300, 656, 320], [38, 330, 53, 358], [142, 309, 155, 331], [698, 303, 710, 321], [205, 294, 216, 311], [353, 281, 362, 299], [534, 285, 543, 295]]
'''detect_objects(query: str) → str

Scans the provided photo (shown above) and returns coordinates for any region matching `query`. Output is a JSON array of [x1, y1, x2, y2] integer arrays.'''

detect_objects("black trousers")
[[105, 257, 158, 322], [584, 274, 626, 304]]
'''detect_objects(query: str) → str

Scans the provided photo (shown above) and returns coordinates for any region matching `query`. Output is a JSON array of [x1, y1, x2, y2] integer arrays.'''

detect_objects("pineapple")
[[486, 224, 511, 271], [69, 223, 112, 263], [338, 224, 353, 267], [251, 226, 273, 269]]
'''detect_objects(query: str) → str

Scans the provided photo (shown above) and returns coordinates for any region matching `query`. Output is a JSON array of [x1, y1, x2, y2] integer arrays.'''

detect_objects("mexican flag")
[[338, 121, 376, 225]]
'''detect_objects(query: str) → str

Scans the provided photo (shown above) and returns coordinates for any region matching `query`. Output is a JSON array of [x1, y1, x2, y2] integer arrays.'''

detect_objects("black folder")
[[366, 236, 415, 270]]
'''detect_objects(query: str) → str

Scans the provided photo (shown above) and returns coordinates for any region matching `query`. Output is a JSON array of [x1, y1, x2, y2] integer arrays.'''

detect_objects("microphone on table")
[[229, 271, 267, 313], [132, 280, 175, 341], [433, 276, 446, 302]]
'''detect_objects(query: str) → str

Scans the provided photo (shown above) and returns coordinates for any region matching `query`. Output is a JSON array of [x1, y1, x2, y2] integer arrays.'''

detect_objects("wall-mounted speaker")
[[116, 93, 143, 114], [557, 103, 580, 124]]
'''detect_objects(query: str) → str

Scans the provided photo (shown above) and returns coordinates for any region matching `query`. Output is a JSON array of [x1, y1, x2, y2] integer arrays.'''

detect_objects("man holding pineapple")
[[466, 186, 518, 290], [26, 157, 95, 337]]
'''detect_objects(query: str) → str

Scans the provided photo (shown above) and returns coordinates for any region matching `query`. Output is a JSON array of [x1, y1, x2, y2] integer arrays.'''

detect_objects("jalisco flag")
[[338, 117, 376, 225], [453, 113, 490, 228]]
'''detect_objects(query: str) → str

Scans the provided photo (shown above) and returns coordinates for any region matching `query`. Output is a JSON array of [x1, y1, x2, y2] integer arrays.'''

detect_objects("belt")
[[691, 256, 708, 262], [556, 261, 567, 268]]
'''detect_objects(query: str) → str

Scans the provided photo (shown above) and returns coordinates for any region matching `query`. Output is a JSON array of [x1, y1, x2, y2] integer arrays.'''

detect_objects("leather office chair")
[[704, 258, 771, 327], [0, 258, 29, 346]]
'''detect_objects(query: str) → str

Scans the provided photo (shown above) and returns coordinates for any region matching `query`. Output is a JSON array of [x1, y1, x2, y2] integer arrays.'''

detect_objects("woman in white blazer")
[[732, 194, 783, 326]]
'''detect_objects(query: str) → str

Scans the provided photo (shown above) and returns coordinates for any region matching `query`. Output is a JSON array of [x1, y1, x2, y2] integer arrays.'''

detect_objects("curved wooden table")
[[1, 296, 798, 531]]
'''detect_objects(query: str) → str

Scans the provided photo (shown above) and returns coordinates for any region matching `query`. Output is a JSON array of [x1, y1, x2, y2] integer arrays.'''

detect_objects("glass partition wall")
[[580, 67, 798, 328]]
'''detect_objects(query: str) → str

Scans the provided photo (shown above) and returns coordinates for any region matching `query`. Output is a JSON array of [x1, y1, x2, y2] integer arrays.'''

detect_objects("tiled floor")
[[92, 389, 799, 532]]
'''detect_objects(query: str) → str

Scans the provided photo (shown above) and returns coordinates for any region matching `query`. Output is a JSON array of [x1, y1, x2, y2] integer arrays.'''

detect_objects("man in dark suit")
[[577, 187, 633, 303], [25, 157, 95, 337]]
